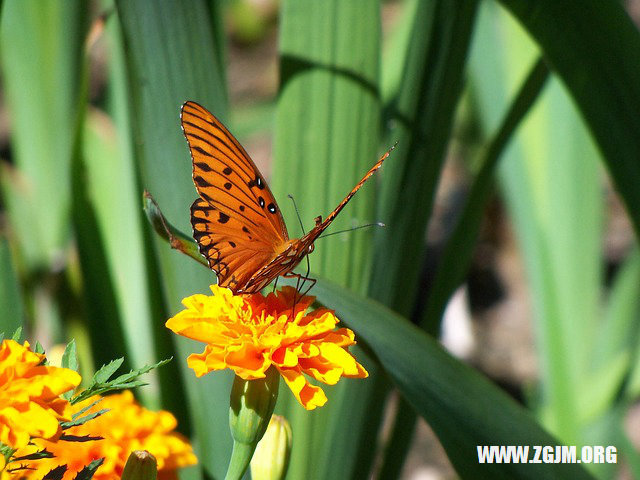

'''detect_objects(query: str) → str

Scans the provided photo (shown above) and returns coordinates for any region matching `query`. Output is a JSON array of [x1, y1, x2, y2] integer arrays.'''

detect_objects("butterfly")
[[181, 101, 392, 294]]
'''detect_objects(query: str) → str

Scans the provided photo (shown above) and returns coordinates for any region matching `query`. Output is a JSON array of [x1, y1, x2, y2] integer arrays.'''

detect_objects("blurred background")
[[1, 0, 640, 479]]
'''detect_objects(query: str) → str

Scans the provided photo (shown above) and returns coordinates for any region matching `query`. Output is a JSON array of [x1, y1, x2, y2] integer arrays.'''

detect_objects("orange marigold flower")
[[0, 339, 80, 449], [166, 285, 368, 410], [11, 391, 196, 480]]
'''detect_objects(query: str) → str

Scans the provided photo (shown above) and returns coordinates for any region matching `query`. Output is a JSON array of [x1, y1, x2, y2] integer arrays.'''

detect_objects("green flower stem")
[[225, 441, 258, 480], [225, 368, 280, 480]]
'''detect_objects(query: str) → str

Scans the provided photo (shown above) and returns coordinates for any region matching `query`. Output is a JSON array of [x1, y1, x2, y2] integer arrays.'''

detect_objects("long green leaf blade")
[[312, 278, 596, 480], [496, 0, 640, 237], [115, 1, 229, 477], [0, 0, 87, 268]]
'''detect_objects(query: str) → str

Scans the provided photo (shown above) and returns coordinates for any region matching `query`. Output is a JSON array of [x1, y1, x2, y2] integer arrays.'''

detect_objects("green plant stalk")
[[369, 1, 479, 477], [0, 237, 23, 333], [0, 0, 87, 269], [496, 0, 640, 238], [115, 0, 230, 476], [375, 56, 549, 480], [422, 57, 549, 333], [273, 2, 381, 479]]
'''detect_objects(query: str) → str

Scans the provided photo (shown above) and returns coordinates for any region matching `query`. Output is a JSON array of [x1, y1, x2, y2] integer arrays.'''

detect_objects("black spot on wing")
[[195, 162, 214, 172], [192, 145, 213, 157], [195, 176, 212, 188], [267, 203, 277, 214], [223, 167, 233, 175], [218, 212, 230, 224], [247, 176, 265, 190]]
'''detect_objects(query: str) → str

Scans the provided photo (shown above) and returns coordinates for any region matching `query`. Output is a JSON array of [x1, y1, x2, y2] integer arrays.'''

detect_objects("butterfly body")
[[182, 101, 390, 294]]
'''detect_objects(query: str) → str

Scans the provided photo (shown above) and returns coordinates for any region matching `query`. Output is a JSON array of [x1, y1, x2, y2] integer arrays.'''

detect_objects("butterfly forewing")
[[182, 101, 291, 293], [181, 101, 288, 246]]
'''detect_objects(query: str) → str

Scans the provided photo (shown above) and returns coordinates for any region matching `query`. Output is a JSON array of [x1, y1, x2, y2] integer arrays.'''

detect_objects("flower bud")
[[225, 367, 280, 480], [229, 368, 280, 445], [250, 415, 292, 480], [121, 450, 157, 480]]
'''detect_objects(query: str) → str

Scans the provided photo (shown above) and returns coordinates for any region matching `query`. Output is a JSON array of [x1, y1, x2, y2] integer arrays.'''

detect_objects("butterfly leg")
[[301, 277, 317, 297], [282, 272, 316, 317]]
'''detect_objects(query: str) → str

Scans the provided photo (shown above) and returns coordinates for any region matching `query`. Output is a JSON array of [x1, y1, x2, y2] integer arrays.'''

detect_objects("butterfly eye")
[[314, 216, 322, 226], [308, 244, 315, 253]]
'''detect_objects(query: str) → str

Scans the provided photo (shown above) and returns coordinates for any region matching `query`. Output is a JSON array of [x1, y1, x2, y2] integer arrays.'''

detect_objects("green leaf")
[[71, 398, 103, 421], [43, 465, 67, 480], [10, 326, 22, 342], [73, 358, 170, 404], [79, 109, 157, 388], [61, 409, 108, 430], [496, 0, 640, 237], [0, 0, 88, 268], [273, 2, 381, 479], [471, 2, 605, 444], [372, 2, 480, 476], [72, 129, 130, 372], [92, 358, 124, 384], [371, 0, 479, 313], [422, 57, 549, 333], [310, 277, 596, 480], [0, 236, 24, 334], [74, 458, 105, 480], [61, 340, 79, 372], [273, 0, 381, 294], [13, 449, 54, 461], [114, 1, 231, 476]]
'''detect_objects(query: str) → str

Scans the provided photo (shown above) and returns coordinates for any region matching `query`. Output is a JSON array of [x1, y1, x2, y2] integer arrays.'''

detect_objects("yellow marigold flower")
[[0, 339, 80, 449], [166, 285, 368, 410], [12, 391, 196, 480]]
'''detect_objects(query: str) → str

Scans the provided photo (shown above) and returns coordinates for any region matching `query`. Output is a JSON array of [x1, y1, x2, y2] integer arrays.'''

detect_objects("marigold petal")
[[323, 328, 357, 347], [271, 347, 298, 368], [186, 346, 226, 377], [278, 368, 327, 410], [224, 344, 270, 379], [166, 310, 226, 344], [11, 391, 196, 480], [168, 286, 369, 410], [0, 340, 80, 449]]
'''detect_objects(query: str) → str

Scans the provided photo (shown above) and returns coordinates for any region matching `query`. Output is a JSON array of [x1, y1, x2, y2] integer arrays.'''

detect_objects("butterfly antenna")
[[287, 194, 307, 235], [318, 222, 385, 239]]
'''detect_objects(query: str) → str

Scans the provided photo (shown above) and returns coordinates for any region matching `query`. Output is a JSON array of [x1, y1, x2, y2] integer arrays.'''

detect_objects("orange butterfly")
[[181, 101, 391, 294]]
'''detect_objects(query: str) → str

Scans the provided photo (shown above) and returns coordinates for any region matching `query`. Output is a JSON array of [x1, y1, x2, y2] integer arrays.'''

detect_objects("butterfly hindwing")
[[190, 198, 278, 291]]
